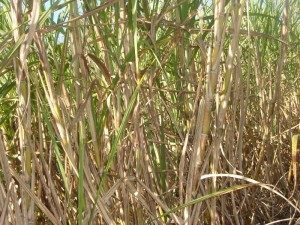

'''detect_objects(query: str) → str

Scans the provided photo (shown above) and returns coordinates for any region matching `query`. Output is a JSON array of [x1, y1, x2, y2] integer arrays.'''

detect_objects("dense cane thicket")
[[0, 0, 299, 224]]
